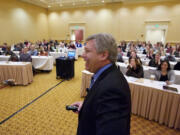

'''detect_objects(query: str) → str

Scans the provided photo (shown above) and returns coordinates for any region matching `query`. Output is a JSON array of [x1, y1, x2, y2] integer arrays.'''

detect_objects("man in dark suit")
[[72, 33, 131, 135]]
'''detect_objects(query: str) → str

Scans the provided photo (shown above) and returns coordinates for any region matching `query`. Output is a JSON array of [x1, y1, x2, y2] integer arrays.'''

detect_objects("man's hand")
[[71, 101, 83, 114]]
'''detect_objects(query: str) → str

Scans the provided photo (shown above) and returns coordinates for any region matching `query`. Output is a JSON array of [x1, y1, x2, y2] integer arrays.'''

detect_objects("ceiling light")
[[59, 4, 63, 7], [48, 5, 51, 8], [102, 0, 104, 3]]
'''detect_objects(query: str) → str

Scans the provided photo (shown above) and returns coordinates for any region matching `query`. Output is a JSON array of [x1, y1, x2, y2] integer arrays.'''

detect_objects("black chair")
[[174, 62, 180, 70]]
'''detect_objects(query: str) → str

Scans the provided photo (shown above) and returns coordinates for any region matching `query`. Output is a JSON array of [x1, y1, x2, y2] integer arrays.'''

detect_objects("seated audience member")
[[174, 62, 180, 70], [146, 49, 154, 59], [13, 44, 22, 51], [121, 41, 127, 52], [137, 41, 142, 49], [127, 45, 135, 57], [126, 57, 144, 78], [165, 43, 172, 53], [47, 44, 54, 52], [147, 41, 152, 48], [129, 51, 142, 64], [39, 47, 48, 56], [160, 46, 165, 56], [140, 42, 146, 53], [20, 47, 32, 62], [42, 39, 49, 46], [68, 43, 76, 49], [8, 53, 19, 62], [28, 45, 38, 56], [117, 46, 124, 62], [3, 46, 13, 56], [143, 44, 149, 54], [154, 60, 175, 85], [19, 42, 25, 49], [54, 40, 59, 46], [24, 40, 29, 46], [172, 46, 180, 57], [75, 41, 82, 48], [2, 43, 8, 52], [165, 53, 176, 62], [148, 52, 161, 67]]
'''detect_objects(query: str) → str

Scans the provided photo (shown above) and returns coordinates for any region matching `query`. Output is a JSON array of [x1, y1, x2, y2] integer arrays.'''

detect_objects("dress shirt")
[[89, 63, 112, 89]]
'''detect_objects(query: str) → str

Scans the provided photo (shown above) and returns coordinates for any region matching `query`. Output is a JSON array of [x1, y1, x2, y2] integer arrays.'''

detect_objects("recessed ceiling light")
[[48, 5, 51, 8], [102, 0, 104, 3]]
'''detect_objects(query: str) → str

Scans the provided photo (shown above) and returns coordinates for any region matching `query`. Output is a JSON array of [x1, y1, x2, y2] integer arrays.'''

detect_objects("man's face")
[[82, 40, 102, 73]]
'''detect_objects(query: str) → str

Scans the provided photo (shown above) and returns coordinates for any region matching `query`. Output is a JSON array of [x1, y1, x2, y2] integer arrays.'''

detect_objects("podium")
[[56, 57, 75, 79]]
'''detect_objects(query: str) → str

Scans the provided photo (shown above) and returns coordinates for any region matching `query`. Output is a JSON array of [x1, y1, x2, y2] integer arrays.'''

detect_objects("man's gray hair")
[[86, 33, 117, 63]]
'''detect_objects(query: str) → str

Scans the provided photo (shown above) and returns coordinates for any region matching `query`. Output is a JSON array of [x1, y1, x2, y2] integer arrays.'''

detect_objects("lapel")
[[89, 64, 116, 92]]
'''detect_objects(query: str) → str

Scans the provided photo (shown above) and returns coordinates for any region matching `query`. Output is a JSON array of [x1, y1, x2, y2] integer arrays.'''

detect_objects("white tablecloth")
[[0, 55, 10, 61], [49, 52, 67, 63], [31, 56, 54, 70], [137, 53, 146, 58], [13, 51, 20, 56], [0, 55, 54, 70], [125, 76, 180, 93]]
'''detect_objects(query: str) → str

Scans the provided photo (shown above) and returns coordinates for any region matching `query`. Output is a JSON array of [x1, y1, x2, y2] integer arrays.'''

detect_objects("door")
[[75, 30, 83, 41], [146, 29, 165, 45]]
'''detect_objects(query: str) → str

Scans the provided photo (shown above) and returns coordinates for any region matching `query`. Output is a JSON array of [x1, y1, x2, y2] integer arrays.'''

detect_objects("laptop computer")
[[68, 51, 76, 59]]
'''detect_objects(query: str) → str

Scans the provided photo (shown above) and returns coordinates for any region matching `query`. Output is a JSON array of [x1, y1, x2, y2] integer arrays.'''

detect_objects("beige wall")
[[48, 1, 180, 43], [0, 0, 48, 45], [1, 0, 180, 44]]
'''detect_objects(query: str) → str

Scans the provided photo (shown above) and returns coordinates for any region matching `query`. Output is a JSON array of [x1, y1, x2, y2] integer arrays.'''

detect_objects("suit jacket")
[[77, 64, 131, 135]]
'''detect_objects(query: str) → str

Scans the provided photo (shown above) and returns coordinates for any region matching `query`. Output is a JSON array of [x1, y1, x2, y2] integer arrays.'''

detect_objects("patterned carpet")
[[0, 58, 179, 135]]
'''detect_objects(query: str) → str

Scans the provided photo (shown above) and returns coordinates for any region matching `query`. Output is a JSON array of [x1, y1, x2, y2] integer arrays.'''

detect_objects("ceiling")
[[20, 0, 177, 10]]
